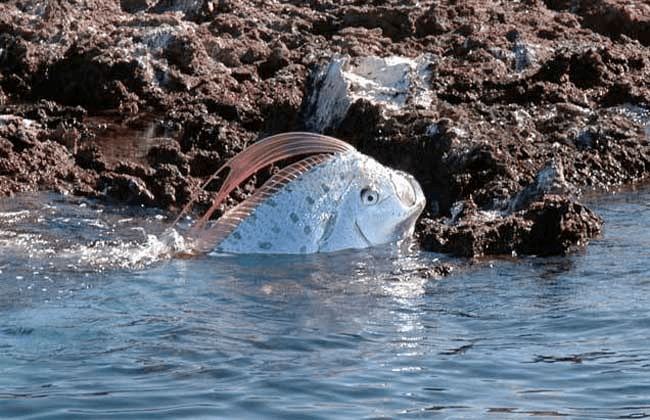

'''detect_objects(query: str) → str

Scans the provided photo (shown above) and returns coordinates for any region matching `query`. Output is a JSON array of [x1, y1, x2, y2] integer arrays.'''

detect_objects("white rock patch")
[[305, 54, 434, 132]]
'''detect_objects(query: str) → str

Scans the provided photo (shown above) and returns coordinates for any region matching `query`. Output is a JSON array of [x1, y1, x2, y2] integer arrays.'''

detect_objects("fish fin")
[[175, 132, 355, 239], [192, 153, 336, 253]]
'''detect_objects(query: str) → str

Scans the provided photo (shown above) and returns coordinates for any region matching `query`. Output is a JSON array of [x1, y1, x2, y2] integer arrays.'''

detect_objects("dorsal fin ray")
[[174, 132, 356, 250], [192, 153, 335, 253]]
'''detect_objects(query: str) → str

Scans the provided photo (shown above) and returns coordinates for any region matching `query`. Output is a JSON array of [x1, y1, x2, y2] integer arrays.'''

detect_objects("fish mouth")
[[392, 171, 425, 211], [389, 172, 426, 241]]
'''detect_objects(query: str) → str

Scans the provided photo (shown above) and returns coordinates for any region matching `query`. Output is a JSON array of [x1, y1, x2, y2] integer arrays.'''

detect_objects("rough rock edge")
[[1, 0, 649, 260]]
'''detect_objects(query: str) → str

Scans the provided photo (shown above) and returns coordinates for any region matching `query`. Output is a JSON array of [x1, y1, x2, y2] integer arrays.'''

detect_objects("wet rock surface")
[[1, 0, 649, 257]]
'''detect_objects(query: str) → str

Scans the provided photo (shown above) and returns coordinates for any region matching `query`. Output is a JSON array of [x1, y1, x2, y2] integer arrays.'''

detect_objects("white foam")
[[60, 228, 190, 270], [0, 194, 193, 272]]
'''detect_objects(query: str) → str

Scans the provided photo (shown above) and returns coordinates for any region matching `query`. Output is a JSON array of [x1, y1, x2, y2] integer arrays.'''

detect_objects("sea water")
[[1, 189, 650, 419]]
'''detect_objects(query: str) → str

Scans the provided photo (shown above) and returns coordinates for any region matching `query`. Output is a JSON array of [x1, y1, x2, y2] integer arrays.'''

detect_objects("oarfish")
[[179, 132, 425, 254]]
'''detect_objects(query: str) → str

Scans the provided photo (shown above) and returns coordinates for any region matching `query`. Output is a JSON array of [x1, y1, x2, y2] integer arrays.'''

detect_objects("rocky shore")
[[1, 0, 649, 257]]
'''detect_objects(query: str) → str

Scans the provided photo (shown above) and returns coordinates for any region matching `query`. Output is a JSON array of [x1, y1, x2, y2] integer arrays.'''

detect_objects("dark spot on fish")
[[232, 232, 241, 240], [322, 184, 330, 193], [267, 199, 278, 208], [305, 196, 315, 205], [300, 246, 307, 253], [258, 241, 273, 250], [248, 213, 257, 223], [290, 213, 299, 223], [272, 226, 281, 234], [304, 226, 312, 235]]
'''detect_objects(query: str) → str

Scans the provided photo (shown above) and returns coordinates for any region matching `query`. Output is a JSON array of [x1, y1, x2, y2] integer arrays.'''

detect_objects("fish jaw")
[[396, 173, 426, 238], [353, 169, 426, 247], [392, 170, 426, 212]]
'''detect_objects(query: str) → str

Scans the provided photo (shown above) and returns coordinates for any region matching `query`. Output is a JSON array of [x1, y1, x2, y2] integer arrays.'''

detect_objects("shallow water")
[[1, 190, 650, 419]]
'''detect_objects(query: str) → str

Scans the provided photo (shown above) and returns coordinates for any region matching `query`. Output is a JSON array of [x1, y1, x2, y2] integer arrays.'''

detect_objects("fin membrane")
[[193, 154, 335, 253], [176, 132, 356, 253]]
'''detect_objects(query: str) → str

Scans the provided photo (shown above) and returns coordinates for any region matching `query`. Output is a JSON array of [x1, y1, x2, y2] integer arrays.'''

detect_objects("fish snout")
[[392, 171, 425, 210]]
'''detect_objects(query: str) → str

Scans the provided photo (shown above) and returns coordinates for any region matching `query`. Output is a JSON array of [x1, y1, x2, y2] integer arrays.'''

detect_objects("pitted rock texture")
[[1, 0, 649, 257]]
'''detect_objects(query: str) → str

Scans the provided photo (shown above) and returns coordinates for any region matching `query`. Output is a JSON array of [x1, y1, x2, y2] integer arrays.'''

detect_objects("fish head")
[[327, 154, 426, 249]]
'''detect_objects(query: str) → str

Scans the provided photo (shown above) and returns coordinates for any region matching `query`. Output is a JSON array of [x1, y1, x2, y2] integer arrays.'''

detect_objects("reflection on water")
[[1, 190, 650, 419]]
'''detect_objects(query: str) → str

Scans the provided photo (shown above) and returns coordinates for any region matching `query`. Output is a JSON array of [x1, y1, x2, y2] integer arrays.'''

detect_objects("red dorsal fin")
[[174, 132, 356, 246], [192, 153, 334, 253]]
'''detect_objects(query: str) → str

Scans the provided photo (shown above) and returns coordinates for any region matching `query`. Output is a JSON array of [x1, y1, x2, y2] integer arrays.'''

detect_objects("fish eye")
[[360, 188, 379, 205]]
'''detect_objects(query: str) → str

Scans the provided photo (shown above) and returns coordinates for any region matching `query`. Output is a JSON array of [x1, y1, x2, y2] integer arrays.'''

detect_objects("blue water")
[[1, 189, 650, 419]]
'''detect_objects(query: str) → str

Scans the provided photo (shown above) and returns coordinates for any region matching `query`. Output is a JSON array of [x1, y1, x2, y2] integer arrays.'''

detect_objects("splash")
[[0, 193, 190, 272], [59, 228, 188, 270]]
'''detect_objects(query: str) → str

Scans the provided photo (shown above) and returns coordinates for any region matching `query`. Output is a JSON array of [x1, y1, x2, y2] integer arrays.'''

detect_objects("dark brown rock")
[[417, 195, 602, 258], [98, 173, 155, 205], [0, 0, 649, 257]]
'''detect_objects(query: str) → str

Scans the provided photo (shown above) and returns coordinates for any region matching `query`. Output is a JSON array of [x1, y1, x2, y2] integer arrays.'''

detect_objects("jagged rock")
[[1, 0, 650, 257], [98, 173, 155, 205], [418, 195, 602, 258], [303, 54, 434, 133]]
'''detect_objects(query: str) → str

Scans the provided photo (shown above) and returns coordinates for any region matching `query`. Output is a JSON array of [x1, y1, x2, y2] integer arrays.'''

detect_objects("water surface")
[[1, 189, 650, 419]]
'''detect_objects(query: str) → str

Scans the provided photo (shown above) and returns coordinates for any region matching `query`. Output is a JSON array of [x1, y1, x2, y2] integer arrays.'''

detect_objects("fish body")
[[182, 133, 425, 255]]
